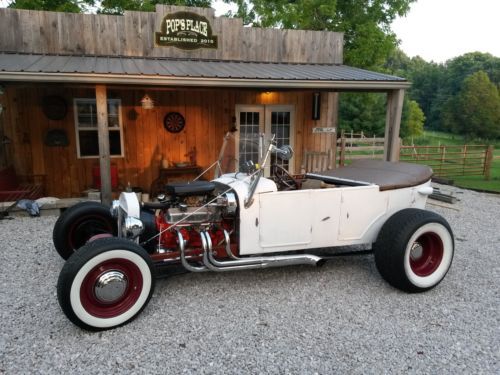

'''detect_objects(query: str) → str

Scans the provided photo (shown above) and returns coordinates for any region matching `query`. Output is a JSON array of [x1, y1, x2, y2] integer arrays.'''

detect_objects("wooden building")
[[0, 5, 409, 203]]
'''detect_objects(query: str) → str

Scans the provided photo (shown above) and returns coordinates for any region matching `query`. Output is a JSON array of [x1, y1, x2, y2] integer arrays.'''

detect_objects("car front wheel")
[[57, 238, 155, 330]]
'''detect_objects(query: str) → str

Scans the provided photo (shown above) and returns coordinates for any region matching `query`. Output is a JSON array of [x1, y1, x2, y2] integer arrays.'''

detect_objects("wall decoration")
[[164, 112, 185, 133], [127, 109, 139, 121], [140, 94, 154, 109], [42, 96, 67, 120], [44, 129, 69, 147]]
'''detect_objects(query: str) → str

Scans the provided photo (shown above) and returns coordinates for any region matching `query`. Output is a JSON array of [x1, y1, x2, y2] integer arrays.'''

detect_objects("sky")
[[390, 0, 500, 62]]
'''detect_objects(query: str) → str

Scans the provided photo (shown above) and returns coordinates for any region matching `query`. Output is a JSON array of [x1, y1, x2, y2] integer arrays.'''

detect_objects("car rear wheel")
[[57, 238, 155, 331], [53, 201, 117, 260], [373, 208, 454, 293]]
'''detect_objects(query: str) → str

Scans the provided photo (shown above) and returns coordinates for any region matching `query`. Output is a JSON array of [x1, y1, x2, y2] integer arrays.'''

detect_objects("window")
[[238, 109, 262, 169], [74, 98, 124, 158], [236, 104, 295, 176]]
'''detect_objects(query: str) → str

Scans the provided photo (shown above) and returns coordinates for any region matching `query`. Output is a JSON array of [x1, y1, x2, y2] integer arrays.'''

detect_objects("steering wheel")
[[271, 164, 299, 190]]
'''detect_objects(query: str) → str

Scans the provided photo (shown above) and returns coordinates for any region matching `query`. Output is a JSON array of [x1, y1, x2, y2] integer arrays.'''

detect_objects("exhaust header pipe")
[[200, 230, 324, 272], [176, 229, 325, 273]]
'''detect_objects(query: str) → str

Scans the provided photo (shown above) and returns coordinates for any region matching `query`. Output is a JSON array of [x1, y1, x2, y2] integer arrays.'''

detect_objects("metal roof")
[[0, 52, 409, 89]]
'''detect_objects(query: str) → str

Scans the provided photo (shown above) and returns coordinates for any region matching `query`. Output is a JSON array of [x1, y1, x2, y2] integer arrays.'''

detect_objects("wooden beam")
[[384, 89, 405, 162], [326, 91, 338, 169], [95, 84, 112, 205]]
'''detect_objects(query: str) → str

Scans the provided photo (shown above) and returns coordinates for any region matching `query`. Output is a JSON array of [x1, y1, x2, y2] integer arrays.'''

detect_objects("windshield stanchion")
[[244, 134, 276, 208]]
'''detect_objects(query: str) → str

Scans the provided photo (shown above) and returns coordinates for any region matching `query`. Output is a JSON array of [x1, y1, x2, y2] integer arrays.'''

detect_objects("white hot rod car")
[[54, 133, 454, 330]]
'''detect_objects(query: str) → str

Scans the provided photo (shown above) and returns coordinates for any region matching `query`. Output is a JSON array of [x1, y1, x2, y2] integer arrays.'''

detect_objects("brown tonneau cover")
[[315, 160, 433, 191]]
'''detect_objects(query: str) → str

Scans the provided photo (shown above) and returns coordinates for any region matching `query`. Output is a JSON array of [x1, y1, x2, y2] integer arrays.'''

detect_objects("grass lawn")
[[404, 132, 500, 193], [452, 152, 500, 192]]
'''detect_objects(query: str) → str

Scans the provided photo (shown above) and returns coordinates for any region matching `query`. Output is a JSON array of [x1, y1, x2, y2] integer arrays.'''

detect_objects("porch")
[[0, 6, 408, 204]]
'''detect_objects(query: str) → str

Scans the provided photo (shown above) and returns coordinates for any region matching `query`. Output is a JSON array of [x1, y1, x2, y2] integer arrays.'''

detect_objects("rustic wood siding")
[[4, 86, 338, 197], [0, 6, 343, 64]]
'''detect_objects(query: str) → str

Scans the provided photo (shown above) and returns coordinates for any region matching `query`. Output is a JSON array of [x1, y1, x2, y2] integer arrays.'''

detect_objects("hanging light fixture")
[[140, 93, 154, 109]]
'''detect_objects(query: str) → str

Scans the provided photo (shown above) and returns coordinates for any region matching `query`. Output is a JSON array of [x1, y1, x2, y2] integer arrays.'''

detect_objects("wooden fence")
[[399, 144, 494, 179], [337, 131, 386, 166], [310, 131, 494, 180]]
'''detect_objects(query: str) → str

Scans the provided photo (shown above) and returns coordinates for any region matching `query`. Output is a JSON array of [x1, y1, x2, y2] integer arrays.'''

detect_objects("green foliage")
[[339, 93, 386, 136], [444, 52, 500, 95], [98, 0, 211, 14], [387, 50, 500, 138], [223, 0, 415, 69], [444, 71, 500, 140], [7, 0, 210, 14], [8, 0, 94, 12], [404, 100, 425, 138]]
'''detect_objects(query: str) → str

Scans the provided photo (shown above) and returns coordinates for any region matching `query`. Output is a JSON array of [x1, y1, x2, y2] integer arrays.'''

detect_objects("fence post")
[[462, 145, 467, 176], [339, 137, 346, 167], [439, 146, 446, 175], [484, 145, 494, 180]]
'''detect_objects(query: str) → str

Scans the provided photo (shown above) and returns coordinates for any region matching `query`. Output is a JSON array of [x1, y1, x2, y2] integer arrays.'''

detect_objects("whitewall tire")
[[57, 238, 155, 330], [374, 209, 454, 293]]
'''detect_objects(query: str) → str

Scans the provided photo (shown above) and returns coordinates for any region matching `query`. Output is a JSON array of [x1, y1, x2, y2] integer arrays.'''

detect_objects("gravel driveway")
[[1, 184, 499, 374]]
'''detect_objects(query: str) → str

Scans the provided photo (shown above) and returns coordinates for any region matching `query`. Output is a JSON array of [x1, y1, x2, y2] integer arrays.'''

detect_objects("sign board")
[[155, 12, 218, 50], [312, 127, 336, 134]]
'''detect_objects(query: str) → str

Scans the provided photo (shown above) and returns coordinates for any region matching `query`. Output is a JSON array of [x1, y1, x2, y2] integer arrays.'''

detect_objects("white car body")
[[215, 174, 432, 255]]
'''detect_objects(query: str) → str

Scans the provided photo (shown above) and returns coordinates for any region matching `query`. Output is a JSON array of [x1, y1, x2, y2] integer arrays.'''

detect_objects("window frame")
[[235, 104, 295, 176], [73, 98, 125, 159]]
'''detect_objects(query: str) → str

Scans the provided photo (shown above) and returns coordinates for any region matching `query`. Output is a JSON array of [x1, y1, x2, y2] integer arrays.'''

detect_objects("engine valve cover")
[[166, 207, 212, 224]]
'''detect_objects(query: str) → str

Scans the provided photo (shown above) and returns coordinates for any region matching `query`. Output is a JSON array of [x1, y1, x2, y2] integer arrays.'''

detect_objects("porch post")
[[384, 88, 405, 162], [326, 91, 339, 168], [95, 84, 112, 205]]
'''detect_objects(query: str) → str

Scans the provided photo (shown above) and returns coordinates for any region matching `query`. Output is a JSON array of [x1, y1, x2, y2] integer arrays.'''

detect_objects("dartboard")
[[164, 112, 185, 133]]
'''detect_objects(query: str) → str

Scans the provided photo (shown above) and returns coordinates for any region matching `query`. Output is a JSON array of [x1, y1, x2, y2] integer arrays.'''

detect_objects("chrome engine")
[[112, 181, 238, 251], [164, 192, 237, 225], [165, 206, 215, 224]]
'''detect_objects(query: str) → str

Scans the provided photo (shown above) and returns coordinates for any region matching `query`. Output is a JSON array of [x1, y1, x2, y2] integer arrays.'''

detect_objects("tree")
[[444, 52, 500, 95], [99, 0, 211, 14], [6, 0, 211, 14], [339, 93, 386, 136], [8, 0, 94, 12], [386, 50, 500, 134], [444, 71, 500, 140], [223, 0, 415, 69], [403, 100, 425, 138]]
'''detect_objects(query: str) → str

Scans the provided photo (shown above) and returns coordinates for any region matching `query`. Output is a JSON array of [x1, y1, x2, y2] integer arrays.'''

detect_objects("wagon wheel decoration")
[[42, 95, 68, 120], [164, 112, 185, 133]]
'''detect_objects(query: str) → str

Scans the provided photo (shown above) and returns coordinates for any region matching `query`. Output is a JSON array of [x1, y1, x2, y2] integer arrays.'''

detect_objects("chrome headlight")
[[122, 217, 144, 239], [110, 200, 120, 218]]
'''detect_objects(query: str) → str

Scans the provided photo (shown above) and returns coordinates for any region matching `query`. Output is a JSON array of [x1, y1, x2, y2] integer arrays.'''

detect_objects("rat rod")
[[54, 133, 454, 330]]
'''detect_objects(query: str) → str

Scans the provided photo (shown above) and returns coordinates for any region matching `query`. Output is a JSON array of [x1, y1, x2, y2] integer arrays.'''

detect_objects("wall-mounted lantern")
[[140, 94, 154, 109], [312, 92, 321, 120]]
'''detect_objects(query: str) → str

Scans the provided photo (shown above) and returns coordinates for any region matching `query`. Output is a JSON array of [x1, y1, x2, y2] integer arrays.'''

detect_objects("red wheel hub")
[[80, 259, 143, 318], [409, 232, 444, 277]]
